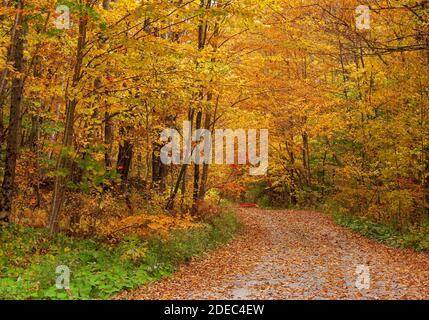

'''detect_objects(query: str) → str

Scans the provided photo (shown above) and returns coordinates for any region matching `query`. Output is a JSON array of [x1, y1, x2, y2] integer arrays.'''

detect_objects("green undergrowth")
[[334, 213, 429, 252], [0, 212, 242, 300]]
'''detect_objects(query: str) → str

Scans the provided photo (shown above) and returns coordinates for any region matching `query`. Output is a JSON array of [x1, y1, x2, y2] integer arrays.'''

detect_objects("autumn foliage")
[[0, 1, 427, 244]]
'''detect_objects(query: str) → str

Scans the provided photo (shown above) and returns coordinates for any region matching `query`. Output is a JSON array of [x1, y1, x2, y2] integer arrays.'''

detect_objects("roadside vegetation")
[[0, 210, 242, 299]]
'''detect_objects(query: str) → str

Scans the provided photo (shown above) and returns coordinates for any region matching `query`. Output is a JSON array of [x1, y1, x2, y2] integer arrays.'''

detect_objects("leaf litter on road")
[[118, 209, 429, 300]]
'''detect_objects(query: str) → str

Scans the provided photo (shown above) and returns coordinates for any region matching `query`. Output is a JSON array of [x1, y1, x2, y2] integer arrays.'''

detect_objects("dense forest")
[[0, 0, 428, 299]]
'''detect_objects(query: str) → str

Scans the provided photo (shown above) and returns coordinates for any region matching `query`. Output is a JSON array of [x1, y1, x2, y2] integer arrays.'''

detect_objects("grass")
[[0, 212, 242, 300], [333, 213, 429, 252]]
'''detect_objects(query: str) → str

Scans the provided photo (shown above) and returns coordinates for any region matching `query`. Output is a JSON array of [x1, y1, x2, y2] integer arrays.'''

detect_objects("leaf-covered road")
[[120, 209, 429, 300]]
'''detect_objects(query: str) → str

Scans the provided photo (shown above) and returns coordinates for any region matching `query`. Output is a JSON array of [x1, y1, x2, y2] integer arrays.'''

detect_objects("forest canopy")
[[0, 0, 427, 238]]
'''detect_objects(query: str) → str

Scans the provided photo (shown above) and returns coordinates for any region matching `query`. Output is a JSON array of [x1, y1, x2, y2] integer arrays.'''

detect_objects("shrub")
[[0, 210, 242, 300], [334, 213, 429, 252], [193, 200, 223, 224]]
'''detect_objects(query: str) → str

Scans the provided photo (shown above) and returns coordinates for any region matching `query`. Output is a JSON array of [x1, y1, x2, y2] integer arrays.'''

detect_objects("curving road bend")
[[120, 209, 429, 300]]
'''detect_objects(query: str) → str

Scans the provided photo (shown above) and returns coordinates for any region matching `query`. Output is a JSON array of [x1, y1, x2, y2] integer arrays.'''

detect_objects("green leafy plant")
[[0, 211, 241, 300]]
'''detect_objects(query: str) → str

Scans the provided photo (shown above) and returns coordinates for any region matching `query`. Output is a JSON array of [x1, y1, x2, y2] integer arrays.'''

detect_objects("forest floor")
[[119, 208, 429, 300]]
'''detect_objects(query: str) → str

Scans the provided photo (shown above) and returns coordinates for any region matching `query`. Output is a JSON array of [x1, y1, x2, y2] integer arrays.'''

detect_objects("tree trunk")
[[48, 16, 87, 234], [27, 54, 42, 151], [152, 152, 167, 192], [191, 0, 210, 206], [117, 137, 133, 183], [0, 1, 25, 221], [302, 131, 310, 184], [0, 0, 19, 143], [166, 109, 194, 210], [192, 110, 202, 204], [104, 112, 113, 168], [180, 165, 187, 209], [117, 136, 134, 214], [199, 112, 211, 200], [151, 132, 168, 192]]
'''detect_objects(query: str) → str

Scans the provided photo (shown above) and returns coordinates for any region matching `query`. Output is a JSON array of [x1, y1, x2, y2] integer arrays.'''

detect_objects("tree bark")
[[152, 146, 167, 192], [48, 15, 87, 234], [0, 1, 25, 221], [192, 110, 202, 204], [0, 0, 20, 142], [198, 112, 211, 200], [166, 109, 194, 210], [104, 112, 113, 168], [302, 131, 310, 184], [117, 133, 133, 183]]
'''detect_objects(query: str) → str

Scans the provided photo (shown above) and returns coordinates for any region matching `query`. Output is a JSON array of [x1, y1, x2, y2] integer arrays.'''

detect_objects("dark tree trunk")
[[117, 135, 133, 183], [27, 54, 43, 151], [151, 145, 167, 192], [0, 0, 16, 143], [302, 131, 310, 184], [27, 115, 40, 150], [0, 1, 25, 221], [180, 165, 187, 209], [192, 110, 203, 204], [192, 0, 211, 207], [116, 133, 134, 214], [104, 112, 113, 168], [198, 112, 211, 200]]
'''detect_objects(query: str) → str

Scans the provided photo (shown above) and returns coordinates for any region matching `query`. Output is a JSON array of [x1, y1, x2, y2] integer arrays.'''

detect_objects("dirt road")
[[121, 209, 429, 300]]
